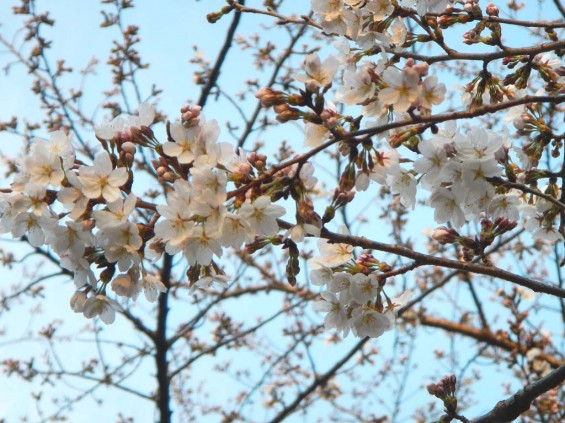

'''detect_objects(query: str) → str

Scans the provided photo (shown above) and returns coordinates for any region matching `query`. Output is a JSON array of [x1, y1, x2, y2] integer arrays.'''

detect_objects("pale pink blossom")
[[308, 225, 354, 269], [78, 151, 128, 202], [238, 196, 285, 237], [83, 295, 120, 324]]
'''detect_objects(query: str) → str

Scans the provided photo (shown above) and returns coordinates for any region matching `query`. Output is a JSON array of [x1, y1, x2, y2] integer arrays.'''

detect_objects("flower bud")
[[431, 227, 459, 244], [70, 291, 88, 313], [121, 141, 136, 155], [274, 104, 301, 122], [255, 87, 286, 107], [486, 2, 499, 16]]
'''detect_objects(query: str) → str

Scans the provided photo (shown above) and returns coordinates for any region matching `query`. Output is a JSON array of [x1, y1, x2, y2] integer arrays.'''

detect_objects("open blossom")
[[296, 53, 339, 91], [428, 188, 466, 228], [310, 266, 334, 287], [335, 66, 376, 105], [93, 194, 137, 229], [387, 168, 417, 209], [61, 254, 97, 288], [312, 0, 360, 37], [413, 140, 448, 189], [304, 122, 330, 148], [111, 273, 141, 299], [220, 212, 251, 249], [351, 306, 394, 338], [488, 194, 521, 220], [69, 291, 88, 313], [142, 274, 167, 302], [162, 120, 212, 164], [95, 103, 155, 140], [402, 0, 453, 15], [57, 171, 90, 220], [12, 212, 54, 247], [455, 127, 503, 161], [364, 0, 394, 20], [99, 222, 143, 271], [78, 151, 128, 202], [419, 75, 446, 108], [308, 225, 354, 269], [23, 143, 66, 188], [189, 273, 230, 294], [45, 220, 94, 258], [82, 295, 120, 324], [312, 291, 349, 336], [181, 225, 223, 266], [238, 195, 285, 237], [379, 67, 420, 112], [370, 148, 400, 185]]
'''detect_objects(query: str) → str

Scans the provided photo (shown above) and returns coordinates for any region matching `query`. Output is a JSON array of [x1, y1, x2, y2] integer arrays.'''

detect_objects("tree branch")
[[321, 228, 565, 298], [472, 363, 565, 423], [198, 0, 245, 108]]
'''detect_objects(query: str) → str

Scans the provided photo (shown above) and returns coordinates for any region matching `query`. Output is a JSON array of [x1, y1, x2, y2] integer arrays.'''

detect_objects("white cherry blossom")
[[351, 306, 394, 338], [78, 151, 128, 202], [95, 103, 155, 140], [238, 196, 285, 237], [379, 67, 420, 112], [308, 225, 354, 269], [312, 291, 349, 336], [295, 53, 339, 91], [83, 295, 121, 324]]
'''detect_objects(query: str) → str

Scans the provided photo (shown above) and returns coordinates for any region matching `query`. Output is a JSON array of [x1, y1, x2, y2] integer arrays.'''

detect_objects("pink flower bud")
[[486, 2, 499, 16], [432, 227, 459, 244]]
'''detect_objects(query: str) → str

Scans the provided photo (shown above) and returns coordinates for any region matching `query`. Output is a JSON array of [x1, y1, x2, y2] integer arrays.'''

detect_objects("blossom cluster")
[[311, 0, 454, 47], [265, 1, 564, 243], [308, 227, 411, 338], [0, 105, 297, 324]]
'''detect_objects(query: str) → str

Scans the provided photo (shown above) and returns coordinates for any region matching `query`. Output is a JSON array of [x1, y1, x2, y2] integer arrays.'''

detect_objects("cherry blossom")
[[295, 53, 340, 91], [78, 151, 128, 202], [82, 295, 121, 325], [238, 196, 285, 237], [308, 225, 354, 269], [95, 103, 155, 140]]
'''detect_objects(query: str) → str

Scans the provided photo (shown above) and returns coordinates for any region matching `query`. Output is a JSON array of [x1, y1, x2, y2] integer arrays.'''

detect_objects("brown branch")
[[155, 253, 172, 423], [321, 228, 565, 298], [227, 1, 321, 29], [489, 177, 565, 211], [168, 297, 309, 379], [398, 229, 525, 316], [228, 95, 565, 200], [350, 95, 565, 139], [383, 39, 565, 64], [198, 0, 245, 108], [553, 0, 565, 18], [471, 363, 565, 423], [420, 315, 563, 368], [268, 337, 369, 423], [237, 15, 310, 148]]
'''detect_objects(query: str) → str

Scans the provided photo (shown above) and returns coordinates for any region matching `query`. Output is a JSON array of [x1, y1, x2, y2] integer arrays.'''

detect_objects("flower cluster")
[[0, 104, 309, 324], [309, 226, 411, 338], [311, 0, 454, 47], [260, 1, 563, 245]]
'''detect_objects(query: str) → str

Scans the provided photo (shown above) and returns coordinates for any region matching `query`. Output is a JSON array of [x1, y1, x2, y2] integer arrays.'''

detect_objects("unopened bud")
[[486, 2, 499, 16], [255, 87, 286, 107], [274, 104, 301, 122], [156, 166, 168, 177], [121, 141, 136, 155], [180, 104, 202, 128], [432, 227, 460, 244]]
